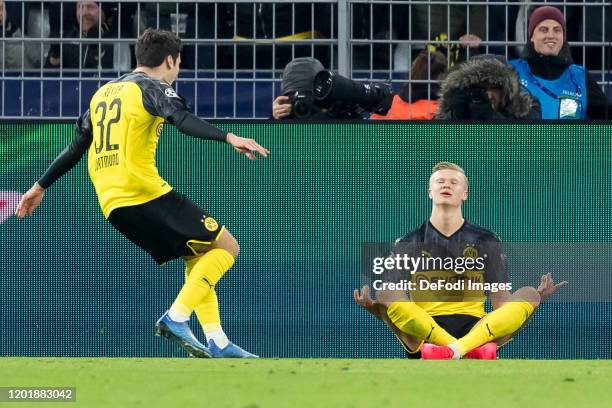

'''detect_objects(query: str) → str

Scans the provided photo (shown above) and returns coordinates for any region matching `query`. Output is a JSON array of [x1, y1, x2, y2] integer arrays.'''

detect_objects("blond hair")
[[430, 162, 469, 187]]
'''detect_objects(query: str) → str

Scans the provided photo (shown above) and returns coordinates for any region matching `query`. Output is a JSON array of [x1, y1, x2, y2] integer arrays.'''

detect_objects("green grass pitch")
[[1, 358, 610, 408]]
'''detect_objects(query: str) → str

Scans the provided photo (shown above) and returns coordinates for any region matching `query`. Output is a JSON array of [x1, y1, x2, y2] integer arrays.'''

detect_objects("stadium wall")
[[1, 121, 611, 359]]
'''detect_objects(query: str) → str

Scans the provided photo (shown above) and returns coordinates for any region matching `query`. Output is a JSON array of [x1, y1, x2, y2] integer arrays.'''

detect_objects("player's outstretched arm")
[[15, 111, 93, 219], [168, 110, 269, 160]]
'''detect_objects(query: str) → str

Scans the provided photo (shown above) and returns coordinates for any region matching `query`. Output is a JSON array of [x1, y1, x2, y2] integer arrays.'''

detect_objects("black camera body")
[[286, 91, 318, 120]]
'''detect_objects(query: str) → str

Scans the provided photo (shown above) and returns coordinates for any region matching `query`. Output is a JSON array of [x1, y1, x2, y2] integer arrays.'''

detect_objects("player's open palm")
[[15, 183, 45, 218], [227, 133, 269, 161]]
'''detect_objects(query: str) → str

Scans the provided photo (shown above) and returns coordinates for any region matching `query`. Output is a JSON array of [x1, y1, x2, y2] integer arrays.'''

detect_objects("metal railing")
[[0, 0, 610, 119]]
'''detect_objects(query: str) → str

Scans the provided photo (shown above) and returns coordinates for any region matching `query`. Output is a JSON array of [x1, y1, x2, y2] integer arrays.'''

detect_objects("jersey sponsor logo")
[[156, 123, 164, 137], [202, 216, 219, 232], [164, 87, 179, 99]]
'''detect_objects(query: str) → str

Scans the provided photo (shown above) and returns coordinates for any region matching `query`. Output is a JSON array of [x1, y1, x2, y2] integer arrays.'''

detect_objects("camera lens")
[[293, 100, 311, 119]]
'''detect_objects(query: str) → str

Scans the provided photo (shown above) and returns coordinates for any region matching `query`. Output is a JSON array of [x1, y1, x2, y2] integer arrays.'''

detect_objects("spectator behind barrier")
[[371, 51, 447, 120], [509, 6, 612, 119], [217, 3, 333, 70], [436, 56, 540, 120], [409, 1, 486, 68], [46, 1, 130, 70], [0, 0, 40, 69]]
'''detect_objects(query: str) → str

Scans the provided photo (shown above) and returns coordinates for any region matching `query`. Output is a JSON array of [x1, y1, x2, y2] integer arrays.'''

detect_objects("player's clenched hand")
[[537, 273, 568, 300], [226, 133, 270, 161], [15, 183, 45, 218]]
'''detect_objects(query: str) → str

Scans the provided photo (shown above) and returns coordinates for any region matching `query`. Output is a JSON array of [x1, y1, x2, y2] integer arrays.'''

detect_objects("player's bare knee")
[[512, 286, 540, 308], [214, 230, 240, 258]]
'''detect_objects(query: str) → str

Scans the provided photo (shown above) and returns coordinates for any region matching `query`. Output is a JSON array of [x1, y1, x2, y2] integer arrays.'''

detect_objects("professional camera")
[[313, 70, 394, 115], [286, 91, 318, 120]]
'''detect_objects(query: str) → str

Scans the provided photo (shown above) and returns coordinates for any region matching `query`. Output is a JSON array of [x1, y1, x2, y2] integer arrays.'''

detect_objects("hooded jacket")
[[436, 58, 540, 120]]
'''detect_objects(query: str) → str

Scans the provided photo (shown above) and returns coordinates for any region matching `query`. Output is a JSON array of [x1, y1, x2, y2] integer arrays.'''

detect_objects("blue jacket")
[[509, 59, 586, 119]]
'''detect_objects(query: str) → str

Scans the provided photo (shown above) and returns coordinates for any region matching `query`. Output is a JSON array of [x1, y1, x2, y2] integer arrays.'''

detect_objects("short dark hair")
[[135, 28, 182, 68]]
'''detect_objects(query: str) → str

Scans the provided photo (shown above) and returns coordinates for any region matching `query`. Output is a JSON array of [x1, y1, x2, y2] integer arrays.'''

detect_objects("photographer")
[[272, 57, 325, 120], [436, 56, 540, 120], [272, 57, 394, 120]]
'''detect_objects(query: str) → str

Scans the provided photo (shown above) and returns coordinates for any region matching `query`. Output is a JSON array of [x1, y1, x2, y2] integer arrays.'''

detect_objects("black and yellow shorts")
[[404, 314, 481, 359], [107, 191, 224, 265]]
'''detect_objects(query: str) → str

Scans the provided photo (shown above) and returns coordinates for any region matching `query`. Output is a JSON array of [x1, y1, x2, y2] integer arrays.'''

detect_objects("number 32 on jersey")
[[92, 97, 122, 171]]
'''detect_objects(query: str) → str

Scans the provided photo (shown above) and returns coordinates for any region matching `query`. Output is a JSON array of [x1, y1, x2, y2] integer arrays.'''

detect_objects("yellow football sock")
[[387, 301, 457, 345], [195, 289, 222, 331], [183, 258, 222, 330], [170, 248, 234, 318], [452, 301, 535, 356]]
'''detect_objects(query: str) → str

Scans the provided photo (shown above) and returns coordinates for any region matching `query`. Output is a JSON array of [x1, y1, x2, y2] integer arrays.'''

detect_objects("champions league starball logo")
[[164, 87, 179, 99]]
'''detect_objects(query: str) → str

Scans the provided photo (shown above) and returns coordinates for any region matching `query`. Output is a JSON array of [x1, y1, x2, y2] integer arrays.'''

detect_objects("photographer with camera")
[[272, 57, 394, 120], [436, 55, 540, 120], [272, 58, 327, 120]]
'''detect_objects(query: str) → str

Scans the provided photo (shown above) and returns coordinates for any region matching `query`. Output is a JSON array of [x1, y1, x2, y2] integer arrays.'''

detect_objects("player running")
[[15, 28, 269, 359], [354, 162, 567, 359]]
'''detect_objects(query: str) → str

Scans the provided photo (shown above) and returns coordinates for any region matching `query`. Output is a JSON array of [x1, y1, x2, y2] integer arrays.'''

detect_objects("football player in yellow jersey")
[[16, 28, 269, 358], [354, 162, 567, 359]]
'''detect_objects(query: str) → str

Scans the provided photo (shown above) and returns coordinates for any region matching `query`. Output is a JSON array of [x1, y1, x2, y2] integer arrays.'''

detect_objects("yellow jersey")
[[86, 72, 187, 217]]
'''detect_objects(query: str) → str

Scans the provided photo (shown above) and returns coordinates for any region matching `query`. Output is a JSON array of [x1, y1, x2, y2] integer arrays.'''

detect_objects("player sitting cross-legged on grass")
[[16, 28, 269, 359], [354, 162, 567, 359]]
